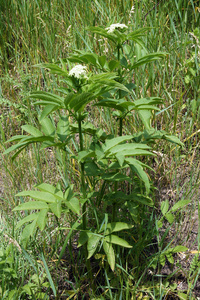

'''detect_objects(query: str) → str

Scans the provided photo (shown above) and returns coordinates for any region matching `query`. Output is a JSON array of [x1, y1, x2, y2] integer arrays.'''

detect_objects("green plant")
[[4, 24, 184, 295]]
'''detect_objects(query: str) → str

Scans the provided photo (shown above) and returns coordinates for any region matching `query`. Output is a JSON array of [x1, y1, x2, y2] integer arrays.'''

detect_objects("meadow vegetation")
[[0, 0, 200, 299]]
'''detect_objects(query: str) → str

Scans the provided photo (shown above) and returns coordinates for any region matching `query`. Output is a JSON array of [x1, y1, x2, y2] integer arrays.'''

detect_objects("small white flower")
[[130, 5, 135, 15], [69, 64, 87, 79], [106, 23, 128, 33]]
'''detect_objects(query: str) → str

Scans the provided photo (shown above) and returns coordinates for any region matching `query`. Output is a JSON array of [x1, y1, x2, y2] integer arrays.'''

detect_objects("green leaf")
[[15, 213, 39, 230], [165, 212, 174, 224], [30, 91, 64, 106], [13, 201, 49, 211], [101, 172, 132, 183], [16, 191, 59, 203], [78, 150, 95, 162], [103, 135, 133, 153], [161, 200, 169, 215], [126, 157, 150, 193], [49, 201, 62, 218], [100, 222, 133, 234], [21, 125, 43, 137], [109, 149, 154, 158], [66, 197, 80, 214], [115, 154, 125, 167], [78, 231, 90, 247], [36, 209, 48, 230], [108, 60, 120, 71], [131, 53, 167, 69], [171, 199, 191, 212], [104, 234, 132, 248], [171, 245, 188, 253], [138, 110, 152, 129], [40, 117, 55, 136], [40, 105, 58, 121], [109, 142, 150, 154], [57, 116, 70, 142], [131, 194, 154, 206], [36, 183, 56, 194], [166, 252, 174, 264], [21, 219, 37, 241], [81, 53, 97, 65], [35, 63, 68, 76], [164, 135, 184, 147], [87, 26, 117, 44], [127, 202, 140, 223], [98, 55, 107, 68], [69, 92, 93, 112], [103, 241, 115, 271], [87, 234, 101, 259], [64, 92, 75, 108]]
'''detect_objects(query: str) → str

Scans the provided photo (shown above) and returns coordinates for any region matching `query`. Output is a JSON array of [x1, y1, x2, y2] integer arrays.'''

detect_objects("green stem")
[[112, 45, 123, 222], [78, 118, 87, 230], [78, 117, 94, 288]]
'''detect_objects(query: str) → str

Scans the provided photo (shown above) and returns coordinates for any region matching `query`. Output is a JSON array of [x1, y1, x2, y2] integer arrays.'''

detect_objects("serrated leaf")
[[165, 212, 174, 224], [171, 245, 188, 253], [103, 241, 115, 271], [166, 252, 174, 264], [69, 92, 93, 112], [21, 219, 37, 241], [40, 105, 58, 121], [36, 209, 48, 230], [164, 134, 184, 147], [131, 53, 167, 69], [138, 110, 152, 129], [49, 201, 62, 218], [40, 117, 55, 136], [104, 135, 133, 153], [16, 191, 59, 203], [101, 172, 132, 183], [64, 92, 75, 108], [104, 234, 132, 248], [100, 222, 133, 234], [21, 125, 42, 137], [15, 213, 39, 230], [171, 199, 191, 212], [110, 143, 150, 154], [161, 200, 169, 215], [66, 197, 80, 214], [78, 231, 90, 247], [98, 55, 107, 68], [87, 234, 101, 259], [57, 116, 70, 142], [126, 157, 150, 193], [108, 60, 120, 71], [30, 91, 64, 106], [78, 150, 95, 162], [36, 183, 56, 194], [13, 201, 49, 211], [109, 149, 154, 158]]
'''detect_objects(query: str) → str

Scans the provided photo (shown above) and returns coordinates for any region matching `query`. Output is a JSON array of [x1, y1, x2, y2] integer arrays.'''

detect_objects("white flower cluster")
[[106, 23, 128, 33], [69, 64, 87, 79]]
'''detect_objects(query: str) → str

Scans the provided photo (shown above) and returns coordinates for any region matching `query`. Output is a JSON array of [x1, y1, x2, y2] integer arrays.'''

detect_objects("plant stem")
[[78, 117, 94, 289], [78, 118, 87, 231]]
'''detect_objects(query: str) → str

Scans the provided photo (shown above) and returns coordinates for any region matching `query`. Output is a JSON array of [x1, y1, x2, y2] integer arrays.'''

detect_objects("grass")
[[0, 0, 200, 299]]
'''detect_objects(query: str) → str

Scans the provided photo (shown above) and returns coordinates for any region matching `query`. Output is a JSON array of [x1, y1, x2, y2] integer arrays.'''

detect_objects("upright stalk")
[[117, 45, 123, 137], [112, 45, 123, 222], [78, 118, 87, 230], [78, 116, 94, 288]]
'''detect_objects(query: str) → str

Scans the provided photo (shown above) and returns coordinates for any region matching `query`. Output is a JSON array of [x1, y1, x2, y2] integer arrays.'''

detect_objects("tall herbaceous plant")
[[4, 24, 183, 285]]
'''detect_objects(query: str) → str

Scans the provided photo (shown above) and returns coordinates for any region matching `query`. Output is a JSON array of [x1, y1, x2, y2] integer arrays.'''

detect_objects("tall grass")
[[1, 0, 200, 298]]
